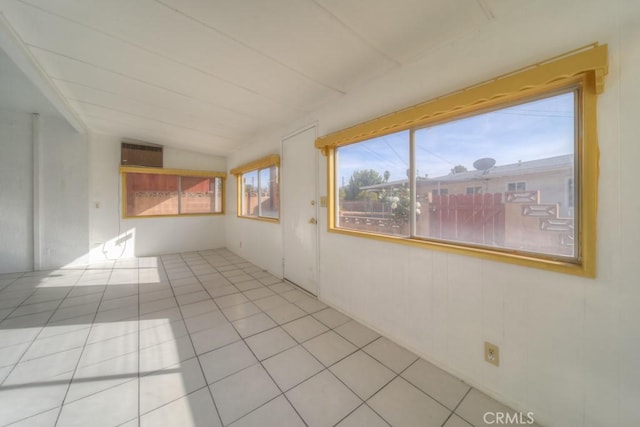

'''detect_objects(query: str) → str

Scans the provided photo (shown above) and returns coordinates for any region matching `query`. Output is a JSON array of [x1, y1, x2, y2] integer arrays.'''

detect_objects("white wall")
[[226, 143, 283, 276], [227, 1, 640, 426], [89, 132, 227, 261], [0, 110, 32, 273], [39, 115, 89, 269], [0, 111, 89, 273]]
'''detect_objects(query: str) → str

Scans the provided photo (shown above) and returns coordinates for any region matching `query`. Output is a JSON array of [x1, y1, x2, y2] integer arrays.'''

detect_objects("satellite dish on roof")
[[473, 157, 496, 171]]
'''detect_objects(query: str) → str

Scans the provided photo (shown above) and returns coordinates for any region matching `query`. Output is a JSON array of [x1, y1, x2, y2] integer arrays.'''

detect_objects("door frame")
[[281, 122, 319, 296]]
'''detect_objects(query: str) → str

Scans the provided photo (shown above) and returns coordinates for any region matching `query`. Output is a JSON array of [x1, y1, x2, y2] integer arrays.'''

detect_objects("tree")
[[450, 164, 468, 174], [383, 170, 390, 182], [344, 169, 383, 200]]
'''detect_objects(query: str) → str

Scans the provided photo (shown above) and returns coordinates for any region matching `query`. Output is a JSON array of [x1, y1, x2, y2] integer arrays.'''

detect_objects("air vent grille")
[[121, 141, 163, 167]]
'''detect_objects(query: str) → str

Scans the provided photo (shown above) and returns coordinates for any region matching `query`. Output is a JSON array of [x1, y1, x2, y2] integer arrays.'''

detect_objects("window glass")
[[259, 167, 279, 219], [414, 91, 576, 258], [126, 173, 179, 217], [180, 176, 221, 214], [242, 170, 259, 217], [336, 130, 410, 237]]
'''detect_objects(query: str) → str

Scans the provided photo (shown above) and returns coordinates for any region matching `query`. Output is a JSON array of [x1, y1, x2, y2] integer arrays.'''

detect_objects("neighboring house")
[[359, 154, 574, 218]]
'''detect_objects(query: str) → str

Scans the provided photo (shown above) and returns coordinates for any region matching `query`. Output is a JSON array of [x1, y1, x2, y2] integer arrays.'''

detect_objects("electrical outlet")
[[484, 342, 500, 367]]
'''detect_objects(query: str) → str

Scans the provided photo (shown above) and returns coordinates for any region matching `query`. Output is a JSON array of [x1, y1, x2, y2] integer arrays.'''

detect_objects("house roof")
[[361, 154, 573, 191]]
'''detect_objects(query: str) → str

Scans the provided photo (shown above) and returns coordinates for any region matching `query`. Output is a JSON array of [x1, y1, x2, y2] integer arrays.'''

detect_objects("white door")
[[282, 125, 318, 295]]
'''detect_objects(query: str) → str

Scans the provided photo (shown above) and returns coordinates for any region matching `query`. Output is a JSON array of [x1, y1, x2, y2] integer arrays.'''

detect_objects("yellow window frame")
[[316, 43, 608, 277], [230, 154, 281, 223]]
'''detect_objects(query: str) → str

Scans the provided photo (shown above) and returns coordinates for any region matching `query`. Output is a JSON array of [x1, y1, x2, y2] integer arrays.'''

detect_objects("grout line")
[[52, 267, 113, 426], [158, 253, 225, 427]]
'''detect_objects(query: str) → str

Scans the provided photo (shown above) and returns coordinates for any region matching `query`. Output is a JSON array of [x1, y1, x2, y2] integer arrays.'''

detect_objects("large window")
[[120, 166, 225, 218], [230, 155, 280, 221], [318, 44, 608, 277]]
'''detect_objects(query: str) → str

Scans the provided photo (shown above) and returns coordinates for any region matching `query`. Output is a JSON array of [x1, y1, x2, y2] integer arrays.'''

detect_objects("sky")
[[337, 91, 576, 185]]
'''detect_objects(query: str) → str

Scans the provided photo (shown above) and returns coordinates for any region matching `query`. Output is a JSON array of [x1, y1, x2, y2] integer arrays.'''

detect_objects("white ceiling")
[[0, 0, 512, 156]]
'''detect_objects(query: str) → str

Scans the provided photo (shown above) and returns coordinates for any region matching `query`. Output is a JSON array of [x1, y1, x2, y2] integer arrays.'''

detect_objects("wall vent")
[[121, 139, 163, 167]]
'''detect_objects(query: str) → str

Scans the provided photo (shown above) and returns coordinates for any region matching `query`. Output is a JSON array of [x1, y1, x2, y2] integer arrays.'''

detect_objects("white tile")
[[282, 316, 328, 343], [455, 389, 537, 427], [87, 320, 138, 344], [141, 388, 222, 427], [4, 348, 81, 385], [206, 284, 239, 298], [242, 287, 275, 301], [312, 308, 351, 329], [230, 395, 304, 427], [443, 414, 473, 427], [0, 373, 70, 425], [269, 282, 295, 294], [294, 297, 327, 314], [21, 327, 89, 361], [210, 364, 280, 425], [303, 331, 357, 367], [281, 289, 309, 303], [0, 341, 30, 368], [232, 313, 276, 338], [215, 293, 249, 308], [336, 404, 390, 427], [139, 297, 178, 316], [330, 351, 396, 400], [234, 280, 264, 292], [265, 303, 306, 324], [245, 327, 296, 360], [79, 332, 138, 367], [199, 341, 257, 384], [286, 370, 361, 427], [99, 294, 138, 312], [139, 320, 189, 349], [252, 295, 289, 313], [222, 301, 262, 321], [368, 377, 451, 427], [57, 378, 138, 427], [180, 300, 220, 319], [364, 337, 418, 374], [263, 345, 324, 391], [93, 305, 138, 323], [66, 352, 138, 403], [184, 310, 228, 334], [49, 303, 100, 323], [140, 357, 206, 414], [401, 359, 470, 410], [176, 290, 210, 306], [9, 407, 60, 427], [9, 300, 61, 318], [191, 323, 241, 355], [334, 320, 380, 348], [139, 335, 195, 373]]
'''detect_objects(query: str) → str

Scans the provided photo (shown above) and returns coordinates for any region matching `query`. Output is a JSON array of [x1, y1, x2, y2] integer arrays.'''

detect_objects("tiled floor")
[[0, 249, 525, 427]]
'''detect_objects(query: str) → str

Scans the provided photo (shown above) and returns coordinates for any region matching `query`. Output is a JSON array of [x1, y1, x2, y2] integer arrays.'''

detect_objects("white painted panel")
[[317, 0, 488, 62], [160, 0, 397, 91], [38, 116, 89, 268], [0, 111, 32, 273], [79, 104, 237, 155], [55, 81, 237, 141], [24, 0, 339, 110], [282, 126, 317, 294], [34, 49, 257, 134], [2, 2, 296, 121]]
